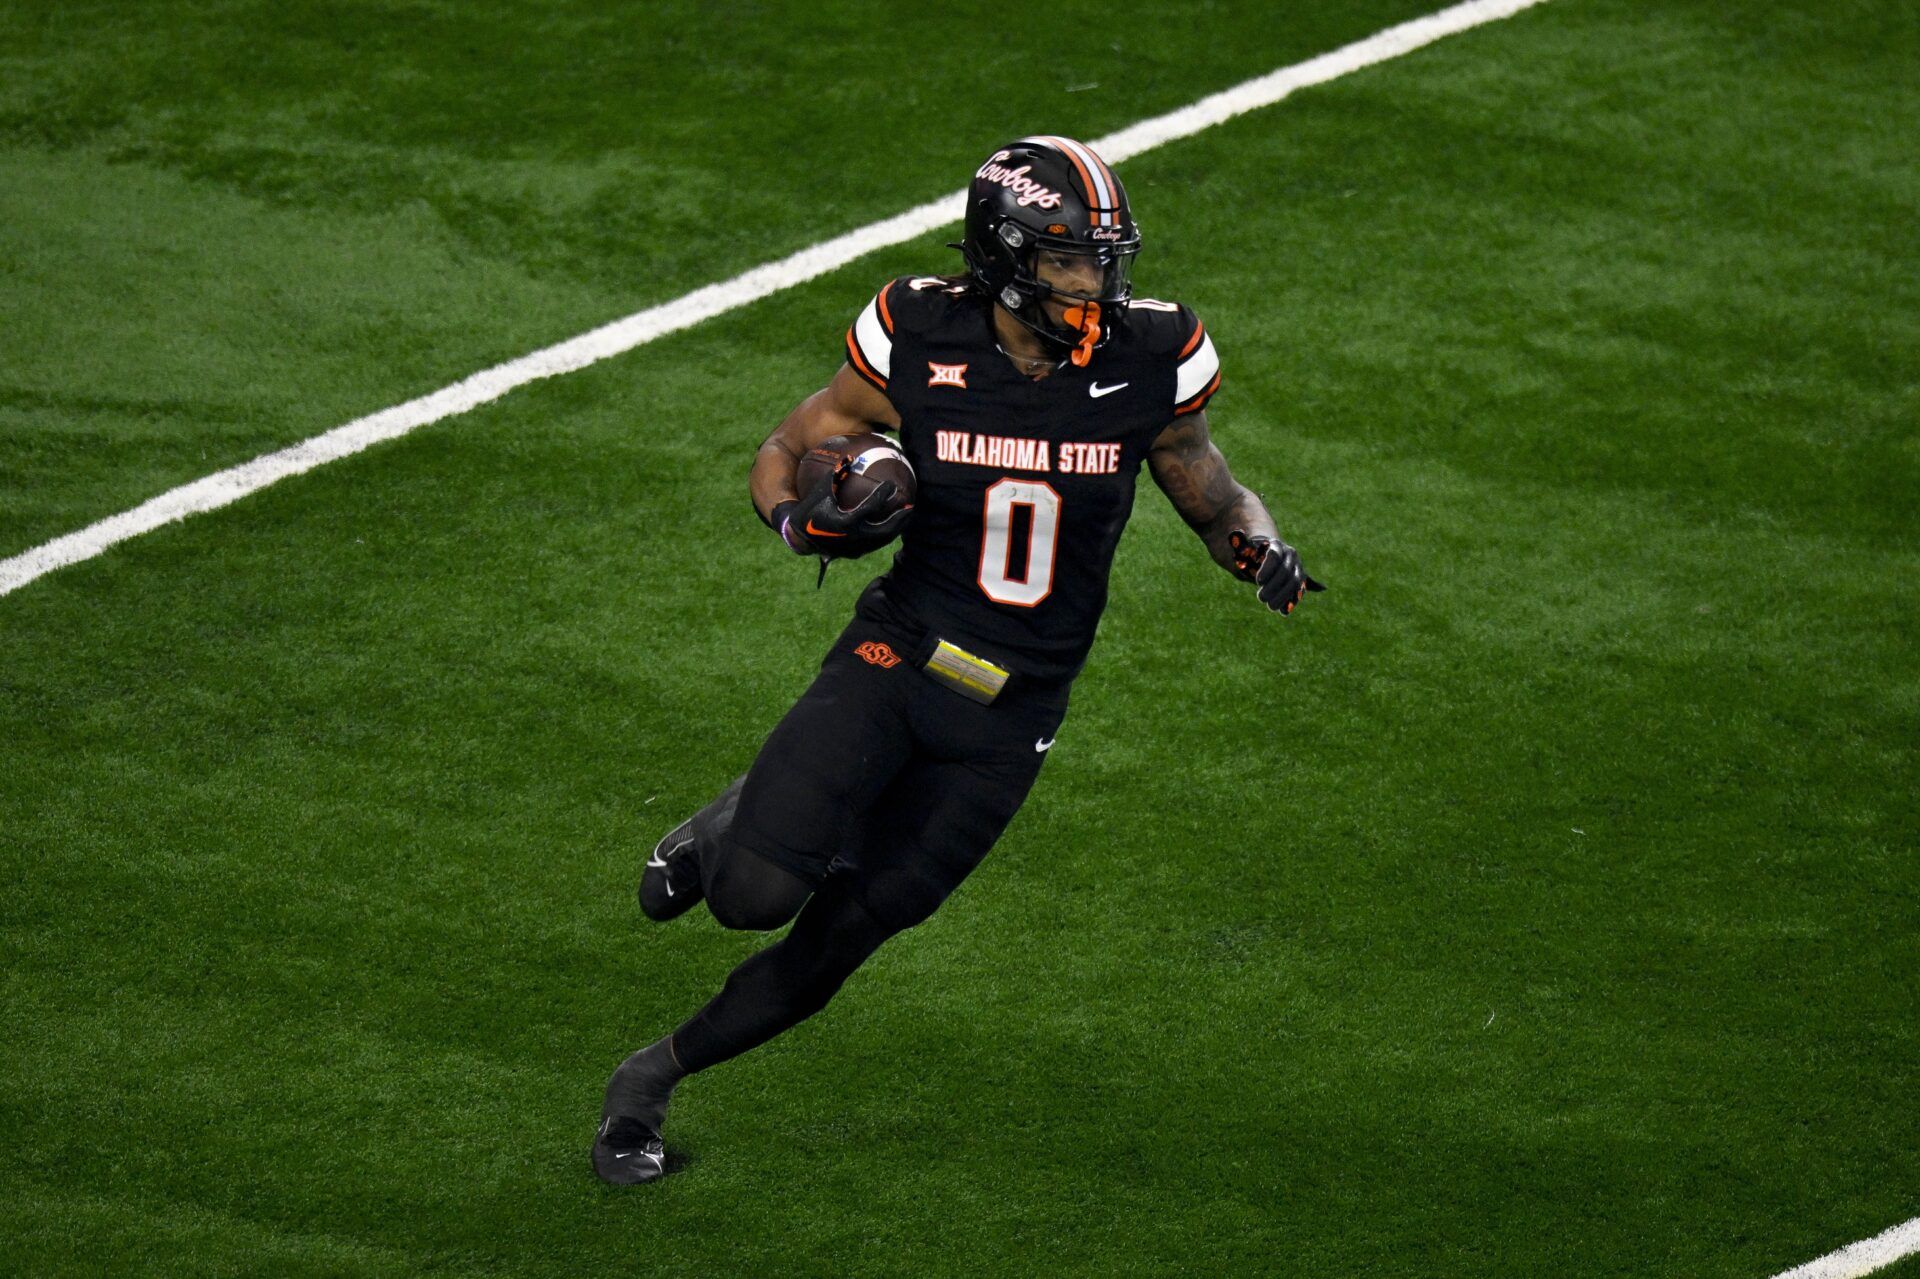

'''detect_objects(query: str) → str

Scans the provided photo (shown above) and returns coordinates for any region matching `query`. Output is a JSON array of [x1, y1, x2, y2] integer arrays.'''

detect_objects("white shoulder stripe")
[[852, 296, 892, 379], [1175, 333, 1219, 404]]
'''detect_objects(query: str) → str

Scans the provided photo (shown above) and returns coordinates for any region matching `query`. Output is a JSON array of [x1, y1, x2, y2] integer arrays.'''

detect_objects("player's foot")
[[592, 1039, 682, 1186], [639, 816, 704, 921], [639, 775, 745, 921], [591, 1114, 667, 1185]]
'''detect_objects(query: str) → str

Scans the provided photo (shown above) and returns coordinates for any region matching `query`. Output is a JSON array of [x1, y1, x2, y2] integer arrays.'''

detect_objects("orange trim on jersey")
[[845, 327, 887, 390], [1174, 370, 1221, 416], [1178, 320, 1207, 359], [876, 282, 895, 335]]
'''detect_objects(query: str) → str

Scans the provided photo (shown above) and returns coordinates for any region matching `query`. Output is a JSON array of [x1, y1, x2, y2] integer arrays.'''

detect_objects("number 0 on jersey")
[[978, 478, 1063, 607]]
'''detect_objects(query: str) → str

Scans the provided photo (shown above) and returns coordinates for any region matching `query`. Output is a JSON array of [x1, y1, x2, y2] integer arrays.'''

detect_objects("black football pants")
[[668, 615, 1070, 1075]]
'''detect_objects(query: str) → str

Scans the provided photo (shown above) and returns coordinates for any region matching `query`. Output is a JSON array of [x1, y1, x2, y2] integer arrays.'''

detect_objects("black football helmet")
[[956, 136, 1141, 365]]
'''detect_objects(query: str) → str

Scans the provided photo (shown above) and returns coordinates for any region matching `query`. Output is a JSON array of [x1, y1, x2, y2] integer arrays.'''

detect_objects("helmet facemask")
[[991, 225, 1139, 366]]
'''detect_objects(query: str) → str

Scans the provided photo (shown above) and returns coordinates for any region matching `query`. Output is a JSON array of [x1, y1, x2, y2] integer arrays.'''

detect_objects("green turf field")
[[3, 1, 1916, 1274]]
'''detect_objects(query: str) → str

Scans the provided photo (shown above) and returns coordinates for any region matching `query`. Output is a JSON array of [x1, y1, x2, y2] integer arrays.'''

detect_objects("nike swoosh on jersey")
[[1088, 381, 1129, 398]]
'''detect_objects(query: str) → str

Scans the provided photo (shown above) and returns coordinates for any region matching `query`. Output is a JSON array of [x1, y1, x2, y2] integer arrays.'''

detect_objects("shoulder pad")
[[891, 275, 977, 333], [1127, 298, 1220, 416], [844, 276, 973, 392], [843, 279, 904, 392]]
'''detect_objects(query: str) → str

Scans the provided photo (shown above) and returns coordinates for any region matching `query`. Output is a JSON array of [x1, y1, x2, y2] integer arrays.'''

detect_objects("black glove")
[[773, 468, 912, 560], [1227, 528, 1326, 615]]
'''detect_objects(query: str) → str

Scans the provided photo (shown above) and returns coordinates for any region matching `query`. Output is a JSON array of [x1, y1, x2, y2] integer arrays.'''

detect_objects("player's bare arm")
[[750, 363, 902, 523], [1148, 409, 1324, 614], [1146, 409, 1275, 570], [751, 364, 909, 558]]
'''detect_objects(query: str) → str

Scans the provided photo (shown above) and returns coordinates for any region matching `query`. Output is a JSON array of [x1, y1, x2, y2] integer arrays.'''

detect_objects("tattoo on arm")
[[1147, 415, 1234, 522], [1147, 412, 1279, 573]]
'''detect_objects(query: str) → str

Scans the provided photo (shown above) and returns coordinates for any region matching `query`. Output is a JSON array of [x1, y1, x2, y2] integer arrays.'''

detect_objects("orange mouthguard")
[[1063, 301, 1102, 368]]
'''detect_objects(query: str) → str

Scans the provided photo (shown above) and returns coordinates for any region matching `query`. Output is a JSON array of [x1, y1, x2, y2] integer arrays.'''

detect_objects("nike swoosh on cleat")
[[1035, 737, 1055, 752], [646, 837, 692, 871], [1088, 381, 1129, 398]]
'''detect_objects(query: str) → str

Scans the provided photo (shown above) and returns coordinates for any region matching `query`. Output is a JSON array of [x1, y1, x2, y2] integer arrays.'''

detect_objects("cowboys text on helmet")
[[974, 152, 1065, 210]]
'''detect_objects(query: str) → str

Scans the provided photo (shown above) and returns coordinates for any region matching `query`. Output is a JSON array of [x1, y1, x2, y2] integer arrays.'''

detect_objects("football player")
[[593, 136, 1322, 1183]]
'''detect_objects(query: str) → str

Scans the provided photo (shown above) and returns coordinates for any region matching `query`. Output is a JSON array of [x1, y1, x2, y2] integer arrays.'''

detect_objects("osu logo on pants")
[[855, 641, 902, 668]]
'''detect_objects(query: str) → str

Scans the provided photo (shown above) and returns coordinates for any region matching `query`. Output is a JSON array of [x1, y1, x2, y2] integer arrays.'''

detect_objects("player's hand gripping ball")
[[786, 434, 916, 558], [1228, 528, 1325, 615]]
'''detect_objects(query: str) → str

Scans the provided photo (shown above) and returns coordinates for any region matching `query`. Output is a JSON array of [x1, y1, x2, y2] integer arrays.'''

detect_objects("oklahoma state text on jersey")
[[842, 275, 1221, 683]]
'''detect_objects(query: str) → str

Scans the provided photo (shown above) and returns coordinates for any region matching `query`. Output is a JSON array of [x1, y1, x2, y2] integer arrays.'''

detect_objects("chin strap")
[[1062, 301, 1102, 367]]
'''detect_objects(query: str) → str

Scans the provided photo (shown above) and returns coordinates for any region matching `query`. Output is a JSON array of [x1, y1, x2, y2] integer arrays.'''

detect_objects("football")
[[796, 433, 915, 516]]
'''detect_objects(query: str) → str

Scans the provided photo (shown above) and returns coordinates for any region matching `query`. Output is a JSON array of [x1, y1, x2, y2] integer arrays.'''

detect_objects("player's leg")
[[596, 628, 918, 1183], [648, 693, 1066, 1084], [592, 864, 907, 1182], [842, 749, 1053, 936], [594, 737, 1058, 1183], [640, 773, 818, 930], [638, 638, 914, 931]]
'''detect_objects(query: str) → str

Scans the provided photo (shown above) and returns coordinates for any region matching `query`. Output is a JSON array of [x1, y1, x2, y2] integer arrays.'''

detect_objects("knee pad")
[[707, 849, 811, 932], [707, 892, 796, 933]]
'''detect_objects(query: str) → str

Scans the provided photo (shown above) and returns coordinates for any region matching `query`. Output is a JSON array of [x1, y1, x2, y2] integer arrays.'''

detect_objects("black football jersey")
[[843, 275, 1221, 682]]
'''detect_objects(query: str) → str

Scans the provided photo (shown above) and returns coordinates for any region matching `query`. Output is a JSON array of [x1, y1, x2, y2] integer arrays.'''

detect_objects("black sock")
[[601, 1035, 687, 1134]]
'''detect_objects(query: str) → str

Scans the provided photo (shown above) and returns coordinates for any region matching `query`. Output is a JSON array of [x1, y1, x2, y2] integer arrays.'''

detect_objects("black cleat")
[[592, 1039, 682, 1186], [639, 817, 704, 921], [639, 776, 744, 921], [591, 1114, 667, 1185]]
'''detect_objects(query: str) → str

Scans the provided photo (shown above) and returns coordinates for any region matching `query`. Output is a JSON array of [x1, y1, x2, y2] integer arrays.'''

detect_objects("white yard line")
[[0, 0, 1549, 600], [1771, 1218, 1920, 1279]]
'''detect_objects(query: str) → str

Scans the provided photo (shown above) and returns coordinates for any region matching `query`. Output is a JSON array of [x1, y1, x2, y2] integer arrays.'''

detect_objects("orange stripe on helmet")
[[1071, 140, 1122, 225], [1075, 138, 1123, 228], [1039, 135, 1109, 230], [1087, 148, 1120, 210]]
